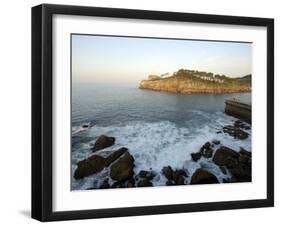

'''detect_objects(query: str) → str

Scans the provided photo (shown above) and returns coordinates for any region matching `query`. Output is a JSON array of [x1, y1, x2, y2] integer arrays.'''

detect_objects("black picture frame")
[[32, 3, 274, 222]]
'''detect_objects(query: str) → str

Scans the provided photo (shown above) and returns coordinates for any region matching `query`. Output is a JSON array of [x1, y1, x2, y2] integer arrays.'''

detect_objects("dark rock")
[[228, 157, 251, 182], [166, 180, 175, 186], [138, 170, 156, 181], [138, 170, 148, 178], [126, 179, 135, 188], [223, 126, 249, 140], [219, 166, 227, 175], [111, 181, 125, 188], [173, 169, 187, 185], [200, 142, 214, 158], [110, 151, 134, 181], [234, 120, 251, 130], [162, 166, 174, 180], [202, 142, 211, 149], [216, 131, 222, 134], [202, 148, 214, 158], [213, 146, 251, 182], [213, 146, 240, 166], [137, 179, 153, 187], [174, 169, 188, 178], [191, 168, 219, 184], [239, 147, 251, 157], [92, 135, 115, 152], [99, 178, 110, 189], [74, 155, 106, 179], [105, 147, 128, 167], [212, 139, 220, 145], [191, 152, 202, 161], [175, 175, 185, 185], [223, 178, 239, 183]]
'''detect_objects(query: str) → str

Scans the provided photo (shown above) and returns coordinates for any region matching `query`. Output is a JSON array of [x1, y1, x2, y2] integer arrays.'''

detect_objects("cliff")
[[139, 69, 251, 94]]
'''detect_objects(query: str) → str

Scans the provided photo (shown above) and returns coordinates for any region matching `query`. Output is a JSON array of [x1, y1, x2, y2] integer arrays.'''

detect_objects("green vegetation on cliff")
[[139, 69, 251, 94]]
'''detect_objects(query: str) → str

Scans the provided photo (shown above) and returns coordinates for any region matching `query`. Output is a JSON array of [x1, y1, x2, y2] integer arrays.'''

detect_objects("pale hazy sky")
[[72, 34, 251, 84]]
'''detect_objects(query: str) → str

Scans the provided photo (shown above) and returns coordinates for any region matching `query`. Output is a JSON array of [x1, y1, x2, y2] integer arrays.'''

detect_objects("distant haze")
[[72, 34, 252, 85]]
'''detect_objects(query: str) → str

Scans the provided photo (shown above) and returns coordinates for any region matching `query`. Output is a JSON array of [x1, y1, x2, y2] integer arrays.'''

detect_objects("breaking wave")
[[71, 111, 251, 190]]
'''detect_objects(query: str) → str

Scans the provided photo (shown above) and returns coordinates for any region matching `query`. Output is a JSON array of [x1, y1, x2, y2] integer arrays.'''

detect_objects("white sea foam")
[[72, 123, 91, 135], [71, 112, 251, 190]]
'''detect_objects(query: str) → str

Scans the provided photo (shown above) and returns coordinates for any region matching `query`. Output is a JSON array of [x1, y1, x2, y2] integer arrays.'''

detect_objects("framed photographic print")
[[32, 4, 274, 221]]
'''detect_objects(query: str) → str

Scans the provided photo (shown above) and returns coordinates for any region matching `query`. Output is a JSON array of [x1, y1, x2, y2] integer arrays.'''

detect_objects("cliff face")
[[139, 69, 251, 94]]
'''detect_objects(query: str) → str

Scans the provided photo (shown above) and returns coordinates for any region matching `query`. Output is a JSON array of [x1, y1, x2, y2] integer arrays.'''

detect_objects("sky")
[[72, 34, 252, 85]]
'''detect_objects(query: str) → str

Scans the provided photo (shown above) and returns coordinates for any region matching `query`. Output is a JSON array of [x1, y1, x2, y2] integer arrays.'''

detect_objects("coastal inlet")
[[71, 70, 252, 190]]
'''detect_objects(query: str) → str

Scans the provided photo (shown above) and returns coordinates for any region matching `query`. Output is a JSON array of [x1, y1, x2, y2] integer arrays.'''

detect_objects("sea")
[[71, 83, 251, 190]]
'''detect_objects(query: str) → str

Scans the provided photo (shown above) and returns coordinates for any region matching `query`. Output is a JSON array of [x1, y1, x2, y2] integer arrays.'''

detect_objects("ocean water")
[[71, 83, 251, 190]]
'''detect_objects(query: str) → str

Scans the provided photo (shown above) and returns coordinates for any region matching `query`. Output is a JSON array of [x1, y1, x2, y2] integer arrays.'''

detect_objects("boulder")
[[110, 151, 134, 181], [191, 152, 202, 161], [213, 146, 251, 182], [92, 135, 115, 151], [190, 168, 219, 184], [138, 170, 156, 181], [173, 169, 188, 185], [137, 179, 153, 187], [213, 146, 240, 166], [161, 166, 174, 180], [105, 147, 128, 167], [74, 155, 106, 179], [223, 126, 249, 140]]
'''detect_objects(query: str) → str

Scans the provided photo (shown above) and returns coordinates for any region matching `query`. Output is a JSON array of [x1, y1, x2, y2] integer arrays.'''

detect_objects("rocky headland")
[[139, 69, 251, 94]]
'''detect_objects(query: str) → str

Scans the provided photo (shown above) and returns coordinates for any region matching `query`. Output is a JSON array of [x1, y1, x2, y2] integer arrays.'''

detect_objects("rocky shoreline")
[[73, 119, 251, 189]]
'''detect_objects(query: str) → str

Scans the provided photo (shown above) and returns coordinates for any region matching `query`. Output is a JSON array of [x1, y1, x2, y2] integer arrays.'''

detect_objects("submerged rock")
[[234, 120, 251, 130], [223, 125, 249, 140], [92, 135, 115, 152], [190, 168, 219, 184], [74, 155, 106, 179], [212, 139, 220, 145], [110, 151, 134, 181]]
